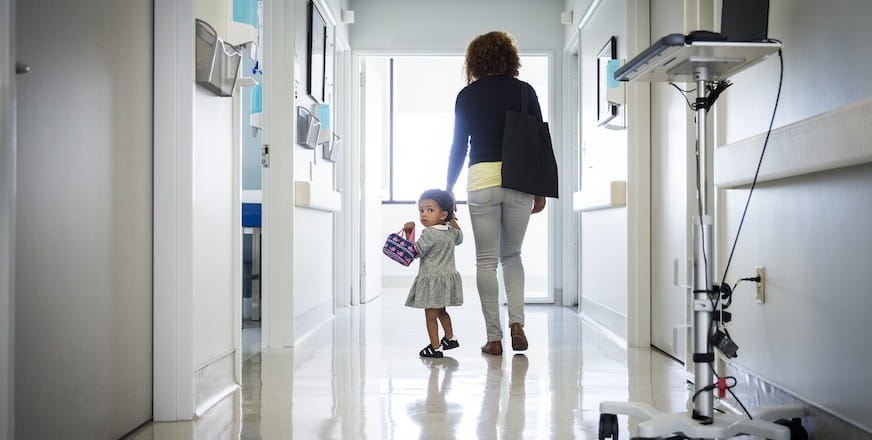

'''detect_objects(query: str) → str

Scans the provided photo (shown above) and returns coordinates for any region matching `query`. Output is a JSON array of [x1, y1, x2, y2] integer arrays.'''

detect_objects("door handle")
[[16, 62, 31, 74]]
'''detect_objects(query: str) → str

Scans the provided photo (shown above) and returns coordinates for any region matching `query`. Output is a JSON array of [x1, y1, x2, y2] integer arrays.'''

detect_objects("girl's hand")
[[532, 196, 546, 214], [403, 221, 416, 234]]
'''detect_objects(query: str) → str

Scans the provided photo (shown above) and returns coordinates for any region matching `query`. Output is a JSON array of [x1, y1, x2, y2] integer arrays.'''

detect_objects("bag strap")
[[397, 225, 415, 242], [520, 83, 528, 114]]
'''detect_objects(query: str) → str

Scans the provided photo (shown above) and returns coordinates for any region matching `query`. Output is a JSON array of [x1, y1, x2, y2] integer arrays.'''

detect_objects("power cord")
[[720, 46, 784, 286]]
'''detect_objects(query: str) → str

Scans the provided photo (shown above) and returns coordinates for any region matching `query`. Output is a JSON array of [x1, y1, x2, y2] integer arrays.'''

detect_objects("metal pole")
[[692, 74, 715, 420]]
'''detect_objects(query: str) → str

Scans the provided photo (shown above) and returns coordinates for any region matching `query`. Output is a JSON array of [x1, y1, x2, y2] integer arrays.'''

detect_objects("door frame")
[[153, 0, 196, 420], [562, 30, 581, 308], [334, 34, 357, 309], [625, 0, 652, 347], [261, 0, 296, 347], [1, 0, 16, 434]]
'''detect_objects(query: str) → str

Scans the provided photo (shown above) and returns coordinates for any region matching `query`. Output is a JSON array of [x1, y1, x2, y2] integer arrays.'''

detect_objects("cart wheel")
[[598, 413, 619, 440], [774, 418, 808, 440]]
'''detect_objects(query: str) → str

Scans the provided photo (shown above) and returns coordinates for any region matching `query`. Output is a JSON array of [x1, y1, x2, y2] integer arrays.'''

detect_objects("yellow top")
[[467, 161, 502, 192]]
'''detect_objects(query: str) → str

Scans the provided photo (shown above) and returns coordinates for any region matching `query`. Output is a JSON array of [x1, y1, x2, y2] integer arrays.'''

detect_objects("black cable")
[[670, 83, 697, 94], [728, 387, 753, 420], [720, 49, 784, 286], [691, 383, 718, 406], [670, 82, 697, 109], [713, 371, 752, 419]]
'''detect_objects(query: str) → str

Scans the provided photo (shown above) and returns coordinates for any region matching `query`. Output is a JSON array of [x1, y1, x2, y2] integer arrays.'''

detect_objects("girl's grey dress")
[[405, 224, 464, 309]]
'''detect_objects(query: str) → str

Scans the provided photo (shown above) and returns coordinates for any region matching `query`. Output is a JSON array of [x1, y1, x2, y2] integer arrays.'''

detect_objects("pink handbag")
[[383, 226, 418, 266]]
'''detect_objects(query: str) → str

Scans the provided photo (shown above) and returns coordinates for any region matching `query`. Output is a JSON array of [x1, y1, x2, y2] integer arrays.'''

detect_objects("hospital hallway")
[[127, 288, 689, 439]]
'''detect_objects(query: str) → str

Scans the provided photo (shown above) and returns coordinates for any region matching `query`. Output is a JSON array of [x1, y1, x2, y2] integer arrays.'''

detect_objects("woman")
[[446, 31, 547, 356]]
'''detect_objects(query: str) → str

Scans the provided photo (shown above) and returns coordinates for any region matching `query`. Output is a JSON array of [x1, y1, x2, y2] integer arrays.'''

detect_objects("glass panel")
[[392, 56, 467, 201]]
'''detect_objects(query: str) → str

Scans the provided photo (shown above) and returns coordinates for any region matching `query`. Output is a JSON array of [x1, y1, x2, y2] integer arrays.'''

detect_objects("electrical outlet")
[[755, 266, 766, 303]]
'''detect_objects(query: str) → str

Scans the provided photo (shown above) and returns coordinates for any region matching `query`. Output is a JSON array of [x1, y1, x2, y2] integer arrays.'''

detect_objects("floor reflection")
[[126, 288, 688, 439], [406, 357, 462, 439]]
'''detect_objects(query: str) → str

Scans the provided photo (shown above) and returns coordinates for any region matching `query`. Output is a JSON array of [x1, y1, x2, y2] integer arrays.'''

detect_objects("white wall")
[[575, 0, 630, 339], [1, 0, 14, 435], [715, 0, 872, 432], [192, 87, 236, 368], [15, 0, 152, 437], [292, 0, 344, 341], [563, 0, 594, 42], [351, 0, 566, 53]]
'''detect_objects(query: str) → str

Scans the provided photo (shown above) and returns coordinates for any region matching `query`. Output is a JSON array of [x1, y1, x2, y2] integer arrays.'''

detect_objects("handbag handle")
[[398, 224, 415, 242], [519, 83, 545, 122], [520, 83, 529, 114]]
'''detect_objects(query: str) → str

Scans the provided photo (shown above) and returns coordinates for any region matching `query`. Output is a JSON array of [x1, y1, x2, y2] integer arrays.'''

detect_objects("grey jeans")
[[467, 186, 533, 341]]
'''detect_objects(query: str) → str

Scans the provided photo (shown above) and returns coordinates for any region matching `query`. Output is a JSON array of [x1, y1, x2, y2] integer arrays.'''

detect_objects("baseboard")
[[580, 297, 627, 343], [193, 351, 238, 417], [295, 300, 333, 346], [722, 362, 872, 438], [194, 387, 240, 438]]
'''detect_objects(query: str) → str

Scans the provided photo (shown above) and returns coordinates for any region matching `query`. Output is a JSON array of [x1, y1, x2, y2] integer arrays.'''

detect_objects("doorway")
[[358, 54, 553, 303], [240, 44, 263, 362]]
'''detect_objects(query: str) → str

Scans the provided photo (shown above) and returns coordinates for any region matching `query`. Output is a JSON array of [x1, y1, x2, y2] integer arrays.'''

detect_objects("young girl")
[[404, 189, 463, 358]]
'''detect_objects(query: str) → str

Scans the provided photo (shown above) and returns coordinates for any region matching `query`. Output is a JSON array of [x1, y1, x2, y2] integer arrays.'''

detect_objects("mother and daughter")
[[400, 30, 550, 358]]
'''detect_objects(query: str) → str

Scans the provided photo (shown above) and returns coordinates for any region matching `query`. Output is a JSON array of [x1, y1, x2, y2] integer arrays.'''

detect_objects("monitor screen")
[[721, 0, 770, 42]]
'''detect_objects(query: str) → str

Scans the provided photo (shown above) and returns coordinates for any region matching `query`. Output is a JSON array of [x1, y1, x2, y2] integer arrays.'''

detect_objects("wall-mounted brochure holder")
[[323, 133, 341, 162], [296, 106, 320, 149], [195, 19, 242, 97]]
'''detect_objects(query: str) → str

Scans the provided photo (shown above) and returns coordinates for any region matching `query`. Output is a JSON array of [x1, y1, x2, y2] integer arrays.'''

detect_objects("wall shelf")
[[294, 180, 340, 212]]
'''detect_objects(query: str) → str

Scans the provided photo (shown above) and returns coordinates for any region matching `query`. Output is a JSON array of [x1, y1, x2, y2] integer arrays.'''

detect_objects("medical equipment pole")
[[692, 72, 715, 421]]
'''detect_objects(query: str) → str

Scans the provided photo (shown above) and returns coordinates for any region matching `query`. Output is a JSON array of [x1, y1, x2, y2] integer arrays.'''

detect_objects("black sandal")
[[419, 344, 444, 358], [440, 336, 460, 350]]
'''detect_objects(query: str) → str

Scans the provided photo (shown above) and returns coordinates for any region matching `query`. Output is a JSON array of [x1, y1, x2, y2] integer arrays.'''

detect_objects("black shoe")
[[419, 344, 444, 358], [440, 336, 460, 350]]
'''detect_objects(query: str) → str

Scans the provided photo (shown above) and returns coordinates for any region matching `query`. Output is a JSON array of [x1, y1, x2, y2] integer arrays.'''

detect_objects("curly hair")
[[419, 189, 455, 222], [464, 31, 520, 84]]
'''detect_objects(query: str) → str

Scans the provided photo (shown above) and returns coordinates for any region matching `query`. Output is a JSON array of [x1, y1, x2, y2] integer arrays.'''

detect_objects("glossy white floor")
[[128, 288, 691, 439]]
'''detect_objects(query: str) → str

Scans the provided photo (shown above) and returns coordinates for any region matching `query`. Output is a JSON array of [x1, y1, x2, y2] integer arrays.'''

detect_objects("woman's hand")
[[403, 221, 416, 234], [532, 196, 546, 214]]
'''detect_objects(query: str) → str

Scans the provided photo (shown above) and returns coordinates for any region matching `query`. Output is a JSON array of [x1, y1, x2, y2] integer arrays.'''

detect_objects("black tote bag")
[[500, 84, 559, 198]]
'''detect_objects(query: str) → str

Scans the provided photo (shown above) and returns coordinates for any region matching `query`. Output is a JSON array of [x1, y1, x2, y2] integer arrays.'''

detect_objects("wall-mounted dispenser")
[[323, 133, 341, 162], [296, 106, 321, 149], [195, 19, 242, 97]]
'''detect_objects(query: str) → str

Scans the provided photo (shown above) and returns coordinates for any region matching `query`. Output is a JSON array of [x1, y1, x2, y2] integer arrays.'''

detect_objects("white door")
[[649, 0, 706, 363], [14, 0, 153, 435], [650, 81, 693, 362], [360, 57, 389, 303]]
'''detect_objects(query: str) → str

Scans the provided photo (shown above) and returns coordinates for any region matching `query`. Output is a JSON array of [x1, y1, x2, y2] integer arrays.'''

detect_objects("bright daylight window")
[[387, 55, 550, 202]]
